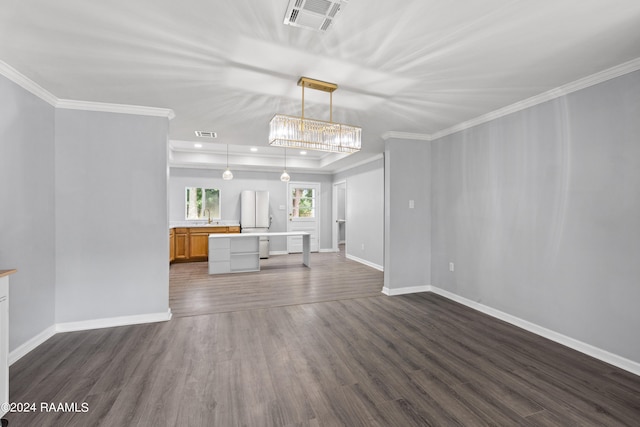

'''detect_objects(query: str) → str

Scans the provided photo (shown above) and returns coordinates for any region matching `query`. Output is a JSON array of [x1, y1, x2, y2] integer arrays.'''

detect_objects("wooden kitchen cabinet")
[[169, 229, 175, 262], [174, 228, 189, 261], [189, 227, 225, 259], [170, 226, 240, 263]]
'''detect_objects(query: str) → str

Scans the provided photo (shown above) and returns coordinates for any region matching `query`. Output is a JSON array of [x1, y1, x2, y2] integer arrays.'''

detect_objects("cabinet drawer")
[[228, 226, 240, 233]]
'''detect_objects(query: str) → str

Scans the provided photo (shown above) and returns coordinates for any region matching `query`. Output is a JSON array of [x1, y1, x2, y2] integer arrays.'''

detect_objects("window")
[[185, 187, 220, 220], [291, 187, 316, 218]]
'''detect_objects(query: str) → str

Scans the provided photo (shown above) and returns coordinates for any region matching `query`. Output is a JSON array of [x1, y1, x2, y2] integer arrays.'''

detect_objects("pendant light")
[[280, 148, 290, 182], [222, 144, 233, 180]]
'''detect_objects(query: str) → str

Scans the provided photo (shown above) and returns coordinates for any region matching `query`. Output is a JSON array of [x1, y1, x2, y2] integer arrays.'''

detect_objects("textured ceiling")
[[2, 0, 640, 171]]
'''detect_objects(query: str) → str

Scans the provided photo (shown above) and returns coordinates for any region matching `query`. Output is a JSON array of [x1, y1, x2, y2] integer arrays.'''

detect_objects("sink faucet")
[[205, 209, 212, 224]]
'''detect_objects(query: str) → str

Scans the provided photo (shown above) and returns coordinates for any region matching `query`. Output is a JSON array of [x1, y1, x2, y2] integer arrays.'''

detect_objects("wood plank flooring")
[[5, 252, 640, 426], [169, 250, 383, 317]]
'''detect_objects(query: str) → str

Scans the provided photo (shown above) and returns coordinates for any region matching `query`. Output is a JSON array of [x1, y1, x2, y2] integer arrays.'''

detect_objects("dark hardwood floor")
[[5, 250, 640, 426]]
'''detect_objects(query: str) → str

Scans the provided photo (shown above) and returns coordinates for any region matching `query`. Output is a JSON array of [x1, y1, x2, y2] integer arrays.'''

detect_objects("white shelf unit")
[[208, 236, 260, 274], [230, 237, 260, 273]]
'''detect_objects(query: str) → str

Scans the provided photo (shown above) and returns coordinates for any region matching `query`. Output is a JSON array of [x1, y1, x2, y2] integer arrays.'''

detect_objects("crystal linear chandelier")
[[269, 77, 361, 154]]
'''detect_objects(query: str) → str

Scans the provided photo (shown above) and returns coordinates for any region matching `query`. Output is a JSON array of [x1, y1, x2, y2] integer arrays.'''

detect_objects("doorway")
[[332, 181, 346, 253]]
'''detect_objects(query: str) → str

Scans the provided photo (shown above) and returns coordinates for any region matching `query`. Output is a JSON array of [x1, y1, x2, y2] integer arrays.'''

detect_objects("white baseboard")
[[346, 254, 384, 271], [56, 309, 172, 333], [268, 251, 289, 256], [428, 286, 640, 377], [319, 248, 338, 253], [382, 285, 430, 296], [8, 325, 57, 366], [9, 309, 172, 365]]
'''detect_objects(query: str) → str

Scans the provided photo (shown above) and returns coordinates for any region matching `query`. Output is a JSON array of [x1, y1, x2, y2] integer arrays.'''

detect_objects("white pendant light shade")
[[280, 148, 290, 182], [222, 144, 233, 180]]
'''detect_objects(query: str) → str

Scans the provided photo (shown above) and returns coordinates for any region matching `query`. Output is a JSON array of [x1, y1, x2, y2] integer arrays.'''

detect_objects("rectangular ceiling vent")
[[194, 131, 217, 138], [284, 0, 348, 32]]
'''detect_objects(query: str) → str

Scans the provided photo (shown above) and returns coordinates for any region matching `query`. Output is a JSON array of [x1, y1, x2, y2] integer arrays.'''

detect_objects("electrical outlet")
[[409, 199, 415, 209], [361, 243, 365, 250], [449, 262, 455, 272]]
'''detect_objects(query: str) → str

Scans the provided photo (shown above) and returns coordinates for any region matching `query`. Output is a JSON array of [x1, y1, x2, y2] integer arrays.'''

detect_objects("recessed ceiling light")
[[194, 143, 203, 148], [300, 151, 307, 155], [250, 147, 258, 152]]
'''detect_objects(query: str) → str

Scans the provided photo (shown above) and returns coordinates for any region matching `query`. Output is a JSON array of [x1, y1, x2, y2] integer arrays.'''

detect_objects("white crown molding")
[[380, 131, 432, 141], [332, 153, 384, 174], [430, 56, 640, 140], [56, 99, 175, 120], [0, 60, 58, 106], [1, 59, 175, 119]]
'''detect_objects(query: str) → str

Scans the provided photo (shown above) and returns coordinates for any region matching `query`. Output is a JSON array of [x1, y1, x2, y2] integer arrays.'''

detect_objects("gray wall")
[[169, 168, 333, 251], [431, 70, 640, 363], [55, 109, 170, 322], [384, 141, 431, 290], [335, 158, 384, 268], [0, 75, 56, 350]]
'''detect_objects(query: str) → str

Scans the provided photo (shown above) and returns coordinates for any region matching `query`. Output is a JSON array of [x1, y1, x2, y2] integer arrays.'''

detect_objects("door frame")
[[332, 180, 346, 252], [286, 181, 321, 253]]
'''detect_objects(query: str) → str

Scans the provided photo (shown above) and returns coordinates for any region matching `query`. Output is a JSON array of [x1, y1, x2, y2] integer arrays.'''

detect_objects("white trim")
[[8, 325, 57, 366], [0, 59, 175, 118], [56, 99, 175, 120], [55, 309, 172, 333], [319, 248, 338, 253], [346, 254, 383, 271], [428, 286, 640, 377], [380, 131, 432, 141], [269, 250, 289, 256], [332, 153, 384, 174], [430, 56, 640, 140], [332, 180, 347, 252], [8, 310, 172, 365], [0, 60, 58, 106], [381, 285, 429, 296]]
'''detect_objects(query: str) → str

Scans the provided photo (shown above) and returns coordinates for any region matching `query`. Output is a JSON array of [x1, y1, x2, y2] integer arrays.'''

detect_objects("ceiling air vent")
[[283, 0, 348, 32], [194, 131, 217, 138]]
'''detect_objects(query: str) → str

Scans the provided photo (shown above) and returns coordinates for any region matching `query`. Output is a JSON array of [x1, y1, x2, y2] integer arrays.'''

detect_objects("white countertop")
[[170, 221, 240, 228], [209, 232, 310, 238]]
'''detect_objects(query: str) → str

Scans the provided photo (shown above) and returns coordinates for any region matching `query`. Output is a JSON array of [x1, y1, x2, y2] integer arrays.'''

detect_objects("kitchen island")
[[208, 232, 310, 275]]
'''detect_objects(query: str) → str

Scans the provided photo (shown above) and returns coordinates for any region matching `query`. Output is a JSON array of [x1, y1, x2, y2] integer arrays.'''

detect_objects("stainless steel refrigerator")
[[240, 190, 271, 258]]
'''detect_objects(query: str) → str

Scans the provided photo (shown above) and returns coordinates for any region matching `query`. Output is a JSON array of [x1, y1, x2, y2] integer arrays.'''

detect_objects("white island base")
[[208, 232, 310, 274]]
